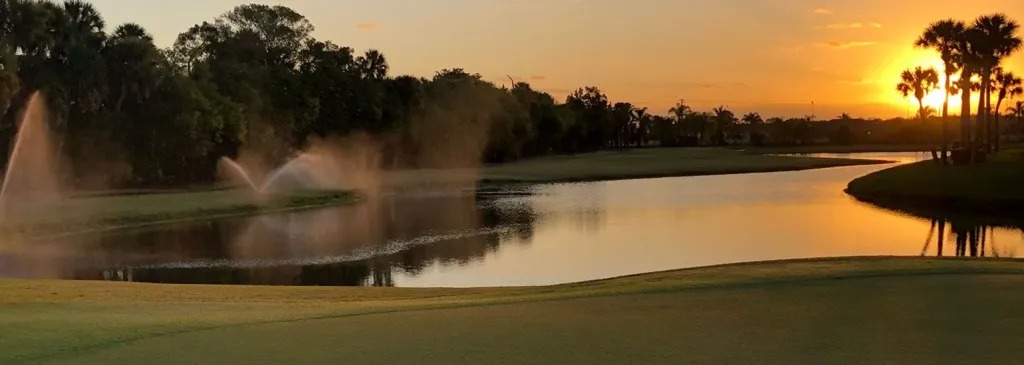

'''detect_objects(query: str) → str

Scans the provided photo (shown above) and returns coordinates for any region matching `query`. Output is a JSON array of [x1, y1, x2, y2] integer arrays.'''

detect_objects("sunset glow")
[[79, 0, 1023, 118]]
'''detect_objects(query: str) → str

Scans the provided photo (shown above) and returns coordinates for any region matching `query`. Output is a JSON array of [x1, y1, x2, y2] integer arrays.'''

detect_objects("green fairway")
[[743, 143, 935, 154], [471, 147, 886, 183], [846, 149, 1024, 215], [480, 147, 886, 183], [2, 189, 353, 237], [4, 257, 1024, 364]]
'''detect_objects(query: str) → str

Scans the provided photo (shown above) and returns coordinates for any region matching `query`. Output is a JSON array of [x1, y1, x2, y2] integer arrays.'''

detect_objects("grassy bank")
[[480, 148, 887, 183], [2, 189, 354, 237], [4, 257, 1024, 364], [389, 147, 884, 185], [846, 149, 1024, 217], [744, 143, 935, 154]]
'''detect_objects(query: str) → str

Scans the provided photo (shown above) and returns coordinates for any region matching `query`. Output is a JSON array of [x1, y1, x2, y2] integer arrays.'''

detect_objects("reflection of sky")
[[396, 153, 1024, 287]]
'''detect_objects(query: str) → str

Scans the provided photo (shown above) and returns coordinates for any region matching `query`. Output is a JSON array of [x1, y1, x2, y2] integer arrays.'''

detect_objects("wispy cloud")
[[818, 41, 877, 49], [817, 22, 883, 30], [356, 23, 382, 31], [813, 8, 834, 15], [507, 75, 549, 83]]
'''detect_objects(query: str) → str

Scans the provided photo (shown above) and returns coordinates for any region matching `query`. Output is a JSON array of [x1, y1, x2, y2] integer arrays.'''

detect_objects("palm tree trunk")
[[982, 69, 993, 152], [994, 98, 1004, 152], [960, 69, 973, 163], [977, 73, 986, 151], [941, 73, 950, 165]]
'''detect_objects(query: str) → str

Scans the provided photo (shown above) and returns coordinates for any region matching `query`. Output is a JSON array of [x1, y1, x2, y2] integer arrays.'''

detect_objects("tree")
[[969, 14, 1022, 152], [917, 19, 967, 163], [741, 112, 763, 125], [565, 86, 610, 151], [356, 49, 388, 80], [896, 66, 940, 127], [711, 106, 735, 145], [992, 67, 1023, 151], [1007, 101, 1024, 135], [919, 106, 938, 119], [630, 106, 650, 147], [610, 102, 633, 148]]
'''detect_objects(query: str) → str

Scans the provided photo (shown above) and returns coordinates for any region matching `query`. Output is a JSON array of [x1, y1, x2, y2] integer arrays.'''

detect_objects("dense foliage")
[[2, 2, 1019, 187]]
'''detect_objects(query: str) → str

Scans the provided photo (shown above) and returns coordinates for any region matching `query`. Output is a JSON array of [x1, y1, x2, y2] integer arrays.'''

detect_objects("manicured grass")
[[1, 189, 354, 237], [477, 147, 886, 183], [744, 143, 936, 154], [846, 149, 1024, 216], [4, 257, 1024, 364]]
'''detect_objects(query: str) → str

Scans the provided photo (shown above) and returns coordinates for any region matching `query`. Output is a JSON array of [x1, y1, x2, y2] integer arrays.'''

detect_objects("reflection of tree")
[[81, 187, 538, 286], [922, 218, 1013, 257]]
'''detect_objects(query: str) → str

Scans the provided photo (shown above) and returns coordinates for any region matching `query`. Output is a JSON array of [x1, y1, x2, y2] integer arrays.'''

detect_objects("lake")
[[4, 152, 1020, 287]]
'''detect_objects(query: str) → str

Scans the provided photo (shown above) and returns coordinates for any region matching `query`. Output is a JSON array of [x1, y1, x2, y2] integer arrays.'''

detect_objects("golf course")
[[3, 257, 1023, 364], [0, 147, 883, 237]]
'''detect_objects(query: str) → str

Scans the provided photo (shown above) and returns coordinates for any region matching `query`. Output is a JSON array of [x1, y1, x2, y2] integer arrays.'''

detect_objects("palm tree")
[[631, 107, 650, 147], [741, 112, 763, 125], [919, 106, 938, 119], [969, 14, 1022, 151], [896, 66, 940, 126], [1007, 101, 1024, 136], [357, 49, 388, 80], [668, 99, 691, 141], [105, 23, 161, 112], [712, 106, 735, 145], [992, 68, 1023, 151], [917, 19, 967, 164]]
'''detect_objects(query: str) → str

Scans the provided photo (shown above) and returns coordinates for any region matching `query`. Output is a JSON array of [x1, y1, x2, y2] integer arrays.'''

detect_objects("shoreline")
[[845, 151, 1024, 226], [2, 190, 356, 238], [479, 158, 892, 184], [6, 256, 1024, 300]]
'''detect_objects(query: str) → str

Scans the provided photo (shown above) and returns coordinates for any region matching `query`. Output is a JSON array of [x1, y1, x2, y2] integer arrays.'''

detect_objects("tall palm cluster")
[[908, 14, 1023, 163]]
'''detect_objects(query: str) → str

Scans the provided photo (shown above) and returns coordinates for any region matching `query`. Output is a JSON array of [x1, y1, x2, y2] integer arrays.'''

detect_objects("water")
[[5, 152, 1021, 287]]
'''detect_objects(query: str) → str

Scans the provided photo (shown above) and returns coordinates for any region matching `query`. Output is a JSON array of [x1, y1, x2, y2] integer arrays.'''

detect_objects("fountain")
[[218, 157, 260, 191], [218, 153, 333, 194], [0, 92, 63, 209]]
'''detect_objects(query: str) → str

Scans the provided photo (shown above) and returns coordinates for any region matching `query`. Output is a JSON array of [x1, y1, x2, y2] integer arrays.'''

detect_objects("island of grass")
[[4, 257, 1024, 364], [846, 149, 1024, 218], [3, 189, 354, 237]]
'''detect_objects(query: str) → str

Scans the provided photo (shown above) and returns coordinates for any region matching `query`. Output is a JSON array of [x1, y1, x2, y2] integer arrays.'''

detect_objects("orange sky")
[[88, 0, 1024, 118]]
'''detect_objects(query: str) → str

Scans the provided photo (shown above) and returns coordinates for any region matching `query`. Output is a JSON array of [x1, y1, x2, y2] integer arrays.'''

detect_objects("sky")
[[85, 0, 1024, 119]]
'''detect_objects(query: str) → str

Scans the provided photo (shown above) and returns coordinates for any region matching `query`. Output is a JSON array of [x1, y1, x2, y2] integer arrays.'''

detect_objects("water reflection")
[[20, 187, 537, 286], [920, 218, 1020, 258], [6, 152, 1024, 287]]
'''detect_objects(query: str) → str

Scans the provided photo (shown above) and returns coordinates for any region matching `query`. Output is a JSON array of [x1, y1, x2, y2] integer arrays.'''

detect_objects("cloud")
[[818, 41, 877, 49], [355, 23, 382, 31], [818, 22, 883, 30], [506, 75, 549, 83], [813, 8, 834, 15]]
